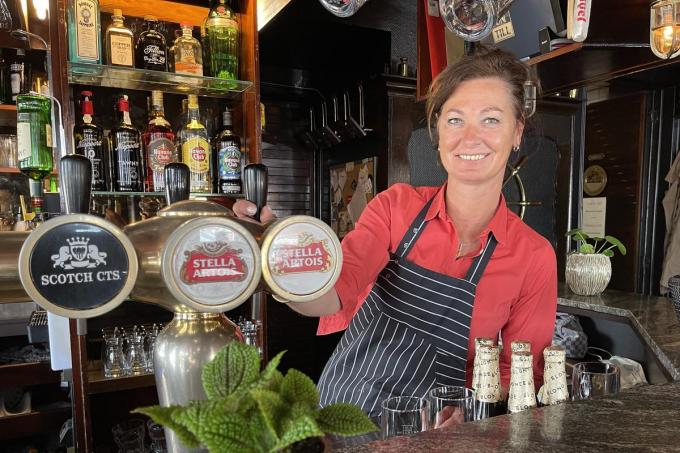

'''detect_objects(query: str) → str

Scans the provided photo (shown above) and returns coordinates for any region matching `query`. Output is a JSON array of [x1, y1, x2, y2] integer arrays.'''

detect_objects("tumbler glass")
[[125, 325, 147, 376], [380, 396, 430, 439], [571, 362, 621, 400], [148, 419, 168, 453], [0, 135, 17, 167], [112, 419, 146, 453], [102, 328, 126, 378], [428, 386, 475, 427]]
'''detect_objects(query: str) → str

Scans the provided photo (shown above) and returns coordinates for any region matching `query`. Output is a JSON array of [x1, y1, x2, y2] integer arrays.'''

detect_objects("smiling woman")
[[234, 46, 557, 420]]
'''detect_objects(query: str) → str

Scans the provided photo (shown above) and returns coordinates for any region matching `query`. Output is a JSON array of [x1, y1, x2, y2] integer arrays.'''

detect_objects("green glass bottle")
[[67, 0, 102, 64], [204, 0, 239, 80], [16, 93, 53, 181]]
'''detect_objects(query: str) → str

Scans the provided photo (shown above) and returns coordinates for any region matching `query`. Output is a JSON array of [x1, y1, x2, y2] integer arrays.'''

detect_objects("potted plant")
[[565, 229, 627, 296], [135, 342, 378, 453]]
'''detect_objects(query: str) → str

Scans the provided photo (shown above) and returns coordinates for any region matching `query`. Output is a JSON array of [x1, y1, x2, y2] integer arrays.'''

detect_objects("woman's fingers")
[[434, 406, 464, 429], [232, 200, 277, 224]]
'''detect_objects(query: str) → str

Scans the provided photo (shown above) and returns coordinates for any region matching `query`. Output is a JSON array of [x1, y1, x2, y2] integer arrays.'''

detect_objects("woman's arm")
[[499, 243, 558, 388]]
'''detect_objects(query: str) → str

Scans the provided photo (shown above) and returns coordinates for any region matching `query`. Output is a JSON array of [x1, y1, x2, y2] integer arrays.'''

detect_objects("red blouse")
[[318, 183, 558, 388]]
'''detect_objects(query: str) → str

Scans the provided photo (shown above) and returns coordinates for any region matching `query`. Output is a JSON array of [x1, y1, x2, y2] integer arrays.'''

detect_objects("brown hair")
[[426, 46, 538, 147]]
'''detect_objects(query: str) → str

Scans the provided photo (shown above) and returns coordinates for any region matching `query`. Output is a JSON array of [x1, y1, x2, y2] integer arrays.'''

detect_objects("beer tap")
[[244, 163, 268, 223]]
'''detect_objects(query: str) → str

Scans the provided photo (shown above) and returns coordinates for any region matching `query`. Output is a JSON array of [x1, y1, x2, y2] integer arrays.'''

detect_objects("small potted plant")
[[565, 229, 627, 296], [135, 342, 378, 453]]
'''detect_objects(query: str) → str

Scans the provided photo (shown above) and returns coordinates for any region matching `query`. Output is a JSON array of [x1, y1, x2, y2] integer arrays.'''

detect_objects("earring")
[[512, 145, 520, 152]]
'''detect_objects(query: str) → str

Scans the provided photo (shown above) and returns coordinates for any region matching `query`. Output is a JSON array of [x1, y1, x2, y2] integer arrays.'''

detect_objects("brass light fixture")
[[650, 0, 680, 59]]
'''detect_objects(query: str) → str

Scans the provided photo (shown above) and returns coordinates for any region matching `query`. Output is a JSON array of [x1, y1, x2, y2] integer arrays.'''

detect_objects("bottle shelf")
[[0, 104, 17, 127], [92, 190, 243, 198], [87, 363, 156, 395], [67, 62, 252, 98]]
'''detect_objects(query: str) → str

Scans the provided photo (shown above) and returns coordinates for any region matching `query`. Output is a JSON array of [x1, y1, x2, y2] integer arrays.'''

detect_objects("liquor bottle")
[[143, 91, 177, 192], [73, 91, 107, 191], [472, 337, 494, 393], [538, 345, 568, 406], [135, 16, 168, 71], [168, 29, 182, 73], [67, 0, 102, 64], [173, 23, 203, 75], [507, 351, 537, 414], [204, 0, 239, 80], [105, 9, 134, 67], [16, 92, 53, 181], [110, 95, 143, 191], [9, 49, 30, 104], [178, 95, 211, 192], [200, 25, 210, 77], [212, 107, 242, 194], [474, 344, 505, 420]]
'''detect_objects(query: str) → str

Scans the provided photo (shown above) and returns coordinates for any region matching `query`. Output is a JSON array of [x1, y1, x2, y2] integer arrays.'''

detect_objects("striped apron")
[[318, 197, 497, 418]]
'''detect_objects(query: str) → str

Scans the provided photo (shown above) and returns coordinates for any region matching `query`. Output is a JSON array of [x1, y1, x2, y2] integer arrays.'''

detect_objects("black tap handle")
[[60, 154, 92, 214], [164, 163, 191, 205], [243, 163, 268, 222]]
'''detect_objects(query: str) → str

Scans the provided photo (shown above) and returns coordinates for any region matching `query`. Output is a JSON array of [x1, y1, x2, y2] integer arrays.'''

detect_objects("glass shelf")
[[67, 62, 252, 98], [92, 191, 243, 198]]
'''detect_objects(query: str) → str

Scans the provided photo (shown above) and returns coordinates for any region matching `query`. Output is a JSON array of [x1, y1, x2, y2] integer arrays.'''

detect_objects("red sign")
[[181, 247, 247, 284], [271, 240, 332, 275]]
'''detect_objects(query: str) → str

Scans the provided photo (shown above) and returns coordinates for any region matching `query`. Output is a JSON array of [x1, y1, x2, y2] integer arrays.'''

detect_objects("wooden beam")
[[99, 0, 207, 26], [257, 0, 293, 31]]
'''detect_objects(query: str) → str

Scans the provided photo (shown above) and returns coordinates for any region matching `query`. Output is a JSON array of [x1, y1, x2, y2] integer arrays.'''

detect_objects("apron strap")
[[397, 197, 436, 259], [464, 233, 498, 285]]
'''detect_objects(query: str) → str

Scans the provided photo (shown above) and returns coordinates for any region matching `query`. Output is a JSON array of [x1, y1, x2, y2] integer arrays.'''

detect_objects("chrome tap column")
[[124, 163, 262, 453]]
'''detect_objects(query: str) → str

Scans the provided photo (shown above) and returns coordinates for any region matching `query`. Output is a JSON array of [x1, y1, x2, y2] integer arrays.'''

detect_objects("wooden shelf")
[[0, 404, 71, 441], [0, 104, 16, 127], [0, 361, 61, 388], [527, 43, 584, 66], [0, 167, 20, 174], [87, 365, 156, 395]]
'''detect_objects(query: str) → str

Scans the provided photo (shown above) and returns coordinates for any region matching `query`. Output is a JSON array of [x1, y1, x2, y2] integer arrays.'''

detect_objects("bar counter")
[[335, 383, 680, 452], [557, 286, 680, 380]]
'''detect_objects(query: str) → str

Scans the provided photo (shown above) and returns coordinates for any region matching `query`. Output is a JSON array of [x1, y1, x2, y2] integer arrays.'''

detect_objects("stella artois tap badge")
[[262, 216, 343, 302], [180, 240, 248, 284], [270, 232, 332, 276]]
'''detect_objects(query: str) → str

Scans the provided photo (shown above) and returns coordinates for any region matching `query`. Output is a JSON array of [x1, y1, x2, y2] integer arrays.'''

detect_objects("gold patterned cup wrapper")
[[540, 345, 568, 406], [475, 345, 501, 403], [508, 351, 537, 413], [472, 337, 495, 392], [510, 340, 531, 354]]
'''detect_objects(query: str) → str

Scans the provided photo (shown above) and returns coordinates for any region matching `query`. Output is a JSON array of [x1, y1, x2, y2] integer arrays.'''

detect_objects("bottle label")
[[217, 144, 241, 179], [143, 44, 166, 67], [10, 71, 20, 97], [45, 124, 52, 148], [148, 137, 176, 170], [75, 0, 99, 60], [175, 61, 203, 75], [17, 122, 32, 161], [116, 141, 141, 186], [110, 35, 133, 66], [182, 138, 210, 174], [76, 135, 104, 184]]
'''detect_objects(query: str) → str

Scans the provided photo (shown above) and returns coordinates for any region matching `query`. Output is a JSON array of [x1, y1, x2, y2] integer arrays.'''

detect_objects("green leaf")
[[605, 235, 627, 255], [250, 388, 285, 438], [316, 403, 379, 436], [602, 249, 614, 258], [173, 403, 258, 453], [263, 351, 286, 381], [579, 243, 595, 254], [202, 342, 261, 399], [280, 369, 319, 411], [133, 405, 200, 449], [270, 415, 324, 453], [251, 351, 286, 393], [566, 229, 590, 241], [249, 409, 279, 452]]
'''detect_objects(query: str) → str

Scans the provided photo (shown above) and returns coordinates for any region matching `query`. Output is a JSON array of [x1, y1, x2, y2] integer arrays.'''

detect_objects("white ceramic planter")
[[565, 253, 612, 296]]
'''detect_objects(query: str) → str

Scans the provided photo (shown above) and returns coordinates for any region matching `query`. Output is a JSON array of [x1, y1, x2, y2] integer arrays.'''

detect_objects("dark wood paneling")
[[584, 94, 645, 292]]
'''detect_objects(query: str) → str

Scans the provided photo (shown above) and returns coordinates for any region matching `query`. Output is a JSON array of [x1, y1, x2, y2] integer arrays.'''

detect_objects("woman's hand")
[[232, 199, 276, 224]]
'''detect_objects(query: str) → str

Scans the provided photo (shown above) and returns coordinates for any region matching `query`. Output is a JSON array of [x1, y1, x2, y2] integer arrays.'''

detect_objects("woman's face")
[[436, 77, 524, 187]]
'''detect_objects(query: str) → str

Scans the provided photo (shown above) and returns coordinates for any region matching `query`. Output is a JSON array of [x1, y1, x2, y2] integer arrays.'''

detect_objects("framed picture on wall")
[[330, 157, 377, 238]]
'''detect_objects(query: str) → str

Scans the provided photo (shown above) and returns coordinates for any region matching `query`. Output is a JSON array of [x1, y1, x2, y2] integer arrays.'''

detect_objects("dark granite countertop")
[[335, 383, 680, 452], [557, 286, 680, 380]]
